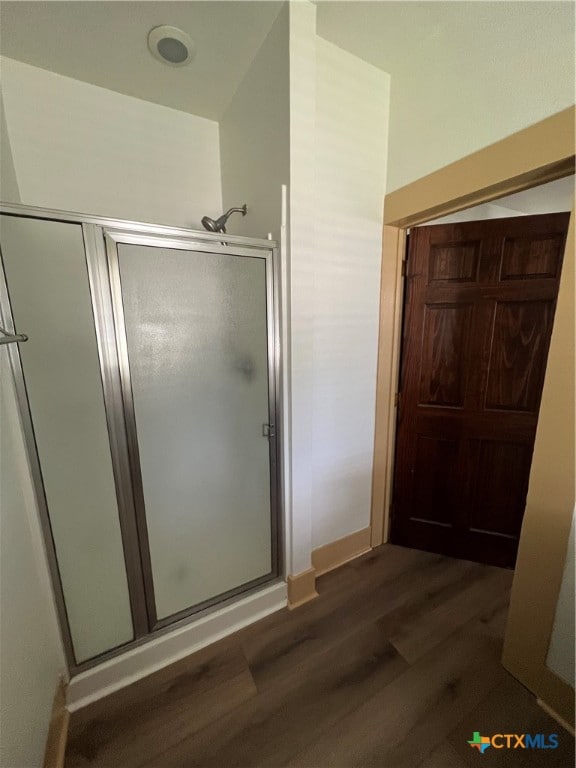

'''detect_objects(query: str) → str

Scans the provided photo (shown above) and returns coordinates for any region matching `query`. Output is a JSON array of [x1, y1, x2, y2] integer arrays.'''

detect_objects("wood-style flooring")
[[65, 544, 575, 768]]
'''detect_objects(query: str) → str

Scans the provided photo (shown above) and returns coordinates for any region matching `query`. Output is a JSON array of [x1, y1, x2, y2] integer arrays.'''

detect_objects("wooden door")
[[391, 213, 570, 568]]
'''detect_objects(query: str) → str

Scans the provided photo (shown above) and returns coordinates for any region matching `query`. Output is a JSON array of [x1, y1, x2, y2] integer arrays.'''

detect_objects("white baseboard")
[[66, 582, 287, 712]]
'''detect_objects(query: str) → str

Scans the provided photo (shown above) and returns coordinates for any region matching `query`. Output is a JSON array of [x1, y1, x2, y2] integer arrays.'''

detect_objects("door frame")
[[370, 105, 575, 724], [101, 225, 282, 634]]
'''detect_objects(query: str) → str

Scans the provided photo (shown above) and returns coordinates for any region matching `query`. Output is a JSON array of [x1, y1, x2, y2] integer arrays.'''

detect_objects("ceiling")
[[315, 1, 574, 77], [316, 0, 463, 73], [426, 176, 575, 225], [0, 1, 283, 120], [482, 176, 575, 216], [1, 1, 572, 125]]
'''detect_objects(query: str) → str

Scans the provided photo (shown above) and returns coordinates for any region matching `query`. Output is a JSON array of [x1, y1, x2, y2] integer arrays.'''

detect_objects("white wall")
[[219, 3, 289, 241], [386, 2, 575, 191], [0, 359, 67, 768], [0, 56, 222, 227], [287, 0, 317, 574], [288, 2, 390, 566], [312, 38, 389, 547], [546, 511, 575, 686], [0, 91, 19, 202]]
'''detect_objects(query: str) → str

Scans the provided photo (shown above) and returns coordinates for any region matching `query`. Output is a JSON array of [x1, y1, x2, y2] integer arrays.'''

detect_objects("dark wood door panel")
[[428, 240, 481, 283], [469, 440, 532, 538], [425, 214, 569, 284], [485, 299, 555, 413], [394, 429, 532, 567], [424, 280, 559, 301], [392, 518, 521, 567], [419, 303, 473, 407], [391, 212, 570, 568], [410, 435, 458, 527], [414, 411, 537, 441], [500, 233, 565, 280]]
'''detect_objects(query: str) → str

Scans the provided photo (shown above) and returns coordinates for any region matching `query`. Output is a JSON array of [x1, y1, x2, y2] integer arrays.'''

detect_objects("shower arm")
[[201, 204, 247, 234]]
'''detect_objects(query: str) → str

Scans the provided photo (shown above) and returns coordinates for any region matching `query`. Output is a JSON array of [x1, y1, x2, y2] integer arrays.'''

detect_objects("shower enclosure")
[[0, 203, 281, 673]]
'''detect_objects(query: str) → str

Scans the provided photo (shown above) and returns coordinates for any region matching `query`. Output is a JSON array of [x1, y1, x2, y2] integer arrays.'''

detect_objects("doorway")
[[390, 209, 570, 567], [371, 107, 575, 726]]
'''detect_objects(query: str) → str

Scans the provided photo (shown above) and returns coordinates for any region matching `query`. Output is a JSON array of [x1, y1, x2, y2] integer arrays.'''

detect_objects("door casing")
[[370, 105, 575, 725]]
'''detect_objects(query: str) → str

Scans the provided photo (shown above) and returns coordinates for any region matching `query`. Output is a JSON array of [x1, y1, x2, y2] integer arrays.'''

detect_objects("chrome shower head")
[[201, 204, 247, 234], [200, 215, 220, 232]]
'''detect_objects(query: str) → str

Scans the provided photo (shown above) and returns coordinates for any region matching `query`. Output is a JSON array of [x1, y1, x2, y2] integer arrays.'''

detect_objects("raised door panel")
[[485, 300, 554, 412], [428, 241, 481, 283], [410, 435, 458, 527], [469, 440, 532, 539], [500, 234, 565, 281], [419, 303, 473, 407]]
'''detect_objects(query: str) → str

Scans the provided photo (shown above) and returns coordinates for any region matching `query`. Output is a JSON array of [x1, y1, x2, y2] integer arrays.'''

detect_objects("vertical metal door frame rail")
[[103, 230, 160, 629], [82, 224, 150, 639], [272, 240, 286, 582], [267, 244, 283, 581]]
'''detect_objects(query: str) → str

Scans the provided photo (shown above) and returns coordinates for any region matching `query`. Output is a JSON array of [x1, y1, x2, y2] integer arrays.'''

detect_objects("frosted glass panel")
[[117, 245, 273, 620], [1, 216, 133, 662]]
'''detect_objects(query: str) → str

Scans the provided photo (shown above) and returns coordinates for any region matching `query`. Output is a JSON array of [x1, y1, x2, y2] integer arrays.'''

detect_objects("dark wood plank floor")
[[65, 544, 574, 768]]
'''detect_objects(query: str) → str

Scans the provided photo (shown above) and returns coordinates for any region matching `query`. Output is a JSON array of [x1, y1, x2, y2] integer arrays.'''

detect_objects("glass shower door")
[[107, 235, 278, 625], [0, 215, 135, 663]]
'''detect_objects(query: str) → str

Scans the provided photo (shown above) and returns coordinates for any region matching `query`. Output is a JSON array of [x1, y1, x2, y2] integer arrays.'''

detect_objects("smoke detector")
[[148, 26, 195, 67]]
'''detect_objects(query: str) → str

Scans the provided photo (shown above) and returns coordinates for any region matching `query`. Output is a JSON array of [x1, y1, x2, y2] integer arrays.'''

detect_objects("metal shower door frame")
[[0, 202, 283, 675], [99, 226, 282, 633]]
